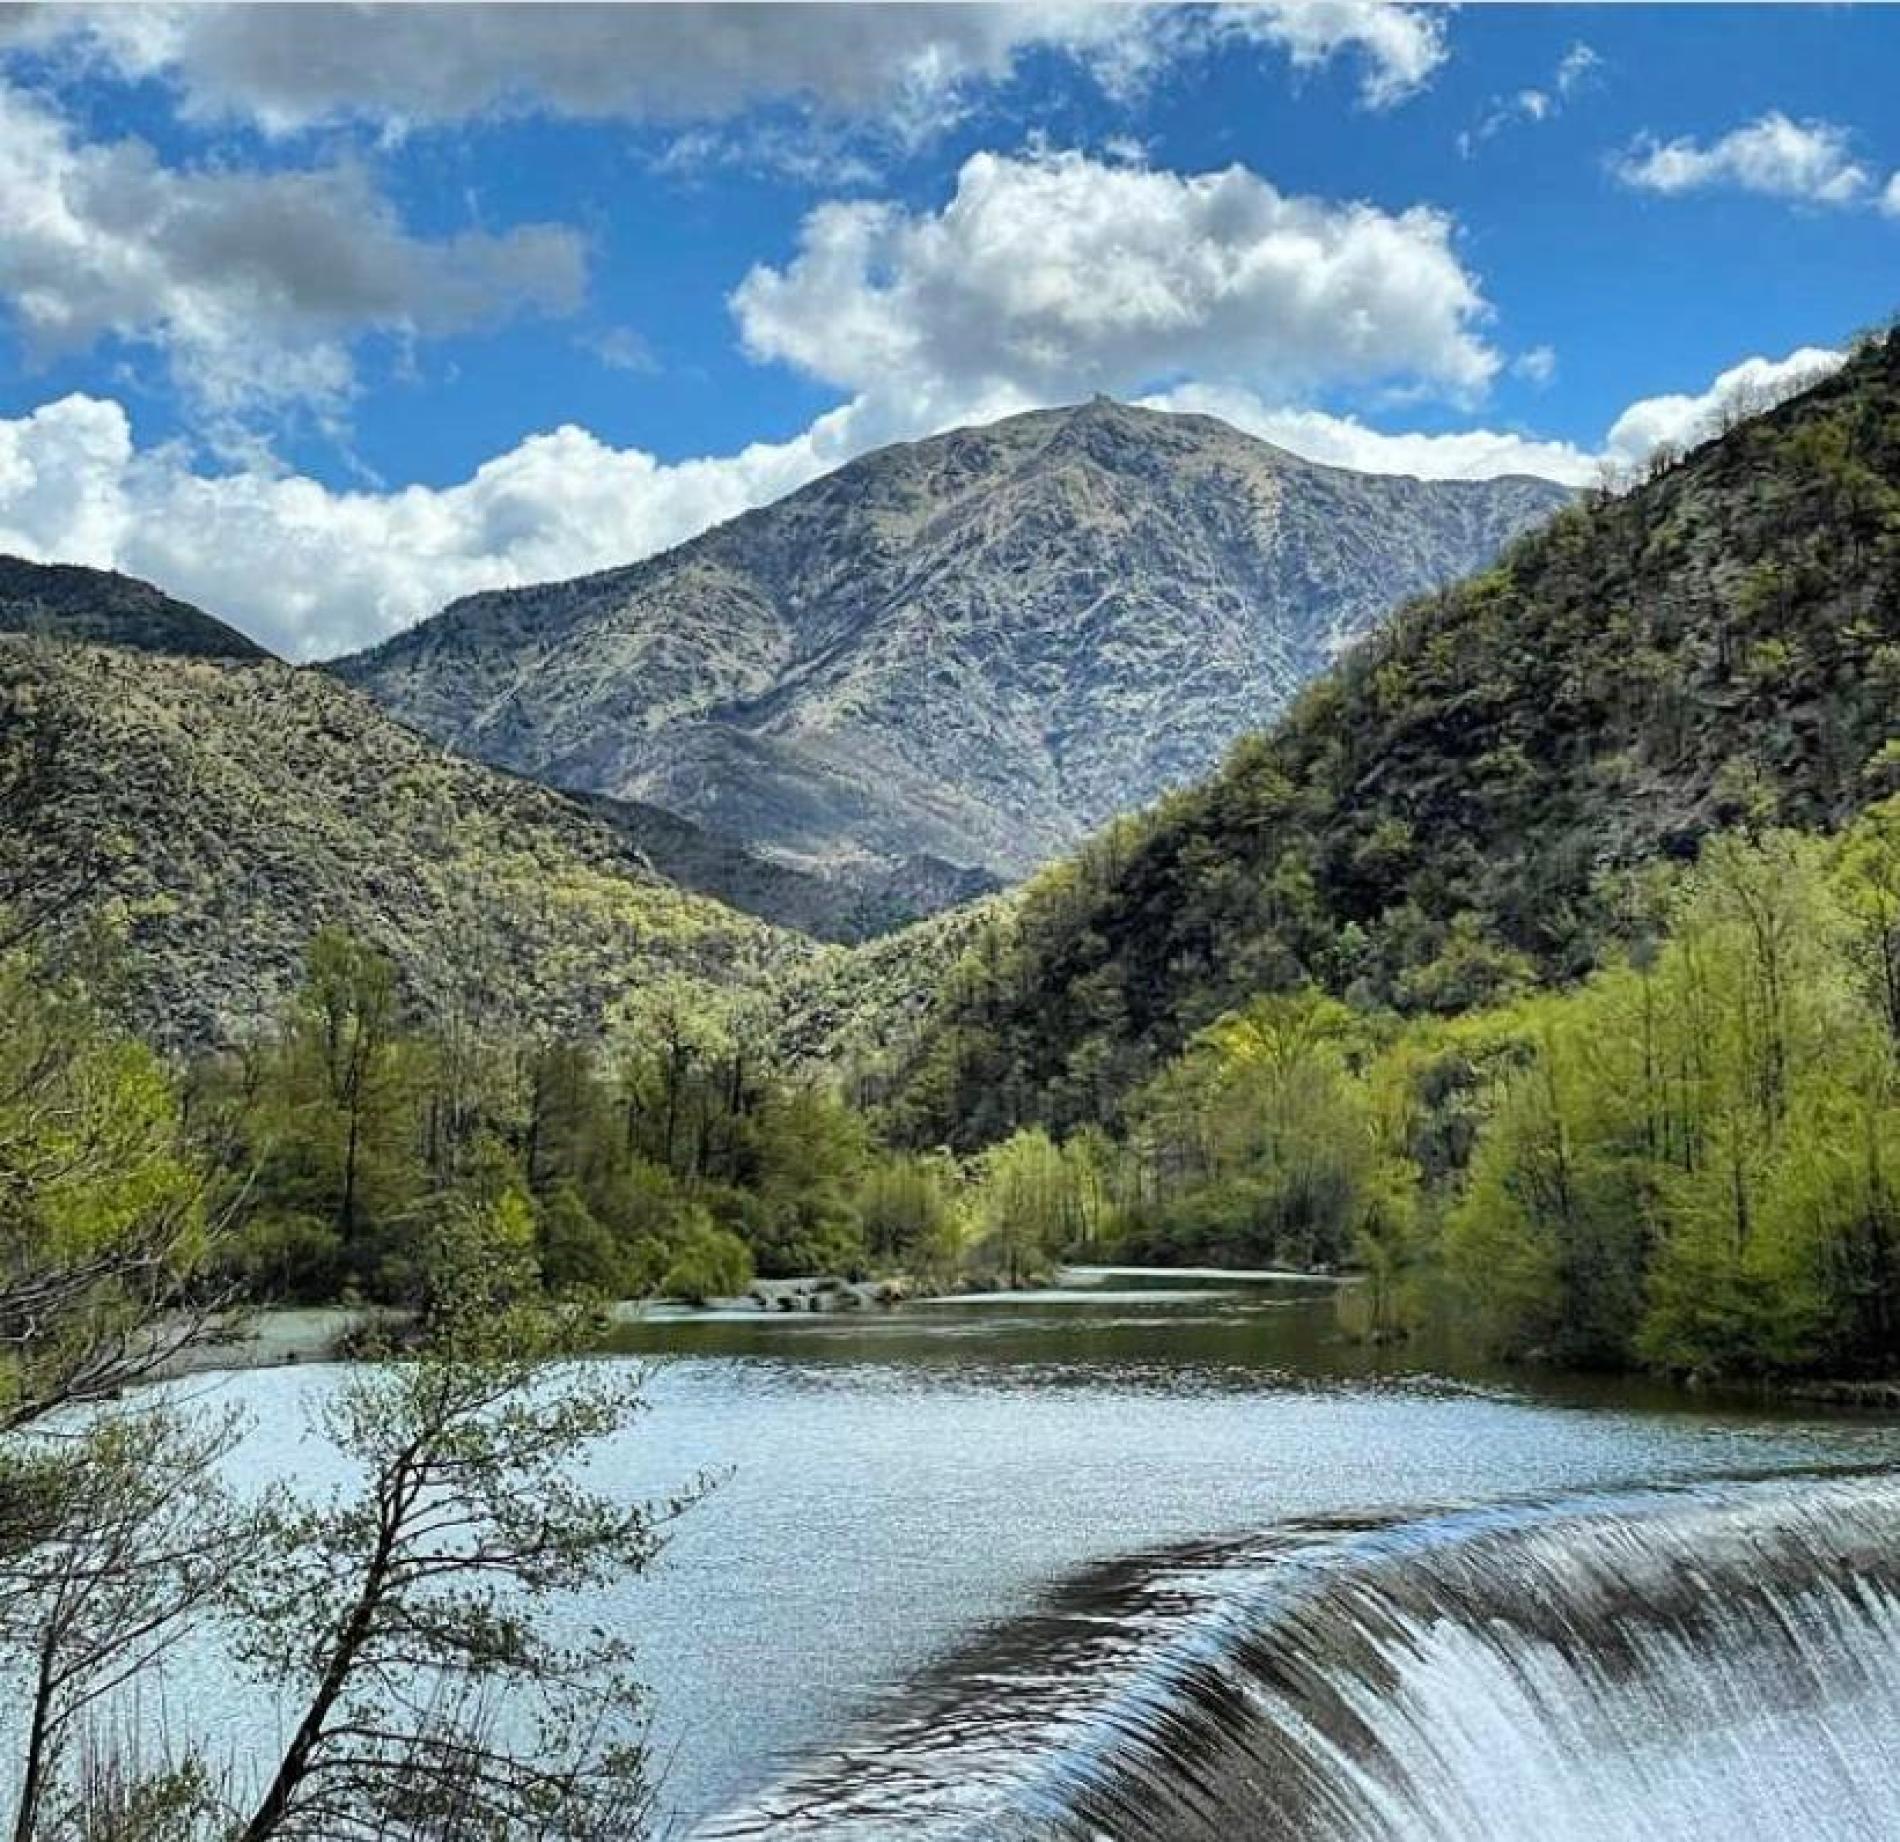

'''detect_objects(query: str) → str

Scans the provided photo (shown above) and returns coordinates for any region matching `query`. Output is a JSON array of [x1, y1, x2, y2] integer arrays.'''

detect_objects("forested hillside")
[[887, 333, 1900, 1150], [0, 637, 812, 1047], [0, 554, 270, 660], [5, 340, 1895, 1383]]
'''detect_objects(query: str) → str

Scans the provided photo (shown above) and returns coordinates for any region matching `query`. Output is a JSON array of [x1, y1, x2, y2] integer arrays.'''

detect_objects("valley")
[[3, 325, 1897, 1842], [7, 9, 1900, 1840]]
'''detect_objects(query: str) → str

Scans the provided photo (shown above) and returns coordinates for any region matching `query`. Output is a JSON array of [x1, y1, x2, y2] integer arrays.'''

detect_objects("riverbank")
[[174, 1276, 1900, 1833], [158, 1278, 1900, 1420], [155, 1264, 1333, 1374], [156, 1305, 399, 1376]]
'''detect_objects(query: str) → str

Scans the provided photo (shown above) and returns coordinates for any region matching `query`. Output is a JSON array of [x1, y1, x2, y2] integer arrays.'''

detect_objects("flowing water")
[[174, 1272, 1900, 1838]]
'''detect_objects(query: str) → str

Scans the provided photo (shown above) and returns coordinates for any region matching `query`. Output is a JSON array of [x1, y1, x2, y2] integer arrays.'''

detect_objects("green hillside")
[[0, 554, 270, 660], [890, 332, 1900, 1149], [0, 637, 813, 1049]]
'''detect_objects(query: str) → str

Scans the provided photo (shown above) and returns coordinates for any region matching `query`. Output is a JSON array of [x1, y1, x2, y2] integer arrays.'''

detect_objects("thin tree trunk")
[[240, 1484, 405, 1842], [12, 1609, 64, 1842]]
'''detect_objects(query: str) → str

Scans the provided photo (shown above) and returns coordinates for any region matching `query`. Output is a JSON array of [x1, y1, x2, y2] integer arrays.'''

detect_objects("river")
[[174, 1270, 1900, 1839]]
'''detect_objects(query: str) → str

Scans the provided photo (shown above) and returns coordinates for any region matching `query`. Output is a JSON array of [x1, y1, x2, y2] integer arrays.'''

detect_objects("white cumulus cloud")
[[8, 1, 1448, 134], [1615, 111, 1870, 205], [0, 138, 1534, 656], [733, 147, 1502, 424], [0, 346, 1848, 661], [1215, 1, 1446, 108], [1139, 383, 1601, 483], [1600, 346, 1847, 462], [0, 393, 877, 660]]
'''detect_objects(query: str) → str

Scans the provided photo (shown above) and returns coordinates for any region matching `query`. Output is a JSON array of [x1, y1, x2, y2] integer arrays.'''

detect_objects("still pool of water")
[[174, 1272, 1900, 1837]]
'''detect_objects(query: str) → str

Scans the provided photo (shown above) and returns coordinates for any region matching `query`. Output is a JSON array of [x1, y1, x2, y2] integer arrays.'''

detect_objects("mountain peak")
[[335, 408, 1568, 892]]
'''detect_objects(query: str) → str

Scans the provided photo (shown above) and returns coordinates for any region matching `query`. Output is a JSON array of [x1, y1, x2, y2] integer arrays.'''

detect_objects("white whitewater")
[[704, 1471, 1900, 1841]]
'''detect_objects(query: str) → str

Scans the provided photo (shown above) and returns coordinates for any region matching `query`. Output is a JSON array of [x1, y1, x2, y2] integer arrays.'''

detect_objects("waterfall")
[[700, 1471, 1900, 1840]]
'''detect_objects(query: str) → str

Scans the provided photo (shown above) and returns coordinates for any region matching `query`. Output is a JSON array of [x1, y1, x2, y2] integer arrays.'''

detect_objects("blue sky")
[[0, 3, 1893, 657]]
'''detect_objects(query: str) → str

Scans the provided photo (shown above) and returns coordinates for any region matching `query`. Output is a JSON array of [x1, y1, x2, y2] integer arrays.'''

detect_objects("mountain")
[[0, 551, 959, 945], [0, 554, 270, 660], [0, 635, 812, 1049], [882, 333, 1900, 1148], [332, 401, 1568, 887], [581, 793, 1000, 944]]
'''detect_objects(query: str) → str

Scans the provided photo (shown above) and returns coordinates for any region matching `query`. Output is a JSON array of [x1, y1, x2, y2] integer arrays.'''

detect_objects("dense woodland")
[[1106, 801, 1900, 1375]]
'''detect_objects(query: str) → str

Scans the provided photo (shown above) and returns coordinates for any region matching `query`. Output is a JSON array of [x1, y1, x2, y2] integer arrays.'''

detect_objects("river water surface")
[[186, 1271, 1900, 1839]]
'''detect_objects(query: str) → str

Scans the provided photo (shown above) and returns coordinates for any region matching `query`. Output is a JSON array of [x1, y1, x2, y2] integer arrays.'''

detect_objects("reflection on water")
[[605, 1268, 1868, 1422], [185, 1271, 1900, 1834]]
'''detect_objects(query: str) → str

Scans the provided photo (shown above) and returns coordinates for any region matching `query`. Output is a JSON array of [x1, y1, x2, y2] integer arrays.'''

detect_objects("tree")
[[0, 934, 217, 1429], [295, 929, 407, 1244], [0, 922, 243, 1838], [659, 1217, 752, 1304], [612, 979, 733, 1179], [857, 1154, 958, 1266], [229, 1253, 703, 1842], [1442, 820, 1900, 1377], [1121, 990, 1376, 1270], [0, 1408, 241, 1842], [234, 929, 425, 1297], [536, 1185, 627, 1298], [1837, 798, 1900, 1047], [968, 1129, 1073, 1286], [734, 1087, 868, 1277]]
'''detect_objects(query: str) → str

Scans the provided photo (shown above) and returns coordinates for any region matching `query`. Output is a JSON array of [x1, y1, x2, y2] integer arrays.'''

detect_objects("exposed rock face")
[[0, 555, 271, 660], [333, 401, 1568, 883], [884, 339, 1900, 1147]]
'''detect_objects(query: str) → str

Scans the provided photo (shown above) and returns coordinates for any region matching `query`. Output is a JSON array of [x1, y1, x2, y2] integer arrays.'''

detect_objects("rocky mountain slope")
[[0, 554, 270, 660], [0, 635, 814, 1047], [881, 335, 1900, 1147], [334, 401, 1567, 885], [583, 793, 999, 944]]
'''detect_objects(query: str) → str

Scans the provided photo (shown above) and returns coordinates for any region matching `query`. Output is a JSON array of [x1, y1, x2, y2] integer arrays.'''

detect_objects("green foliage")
[[1441, 816, 1900, 1375], [0, 634, 815, 1052], [1118, 989, 1384, 1270], [538, 1184, 628, 1297], [1027, 801, 1900, 1380], [0, 928, 210, 1425], [0, 1405, 244, 1840], [659, 1219, 755, 1304], [227, 1246, 693, 1840], [855, 1151, 967, 1287], [961, 1126, 1119, 1284], [0, 924, 708, 1840], [857, 1153, 957, 1262], [207, 927, 895, 1304], [887, 334, 1900, 1151]]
